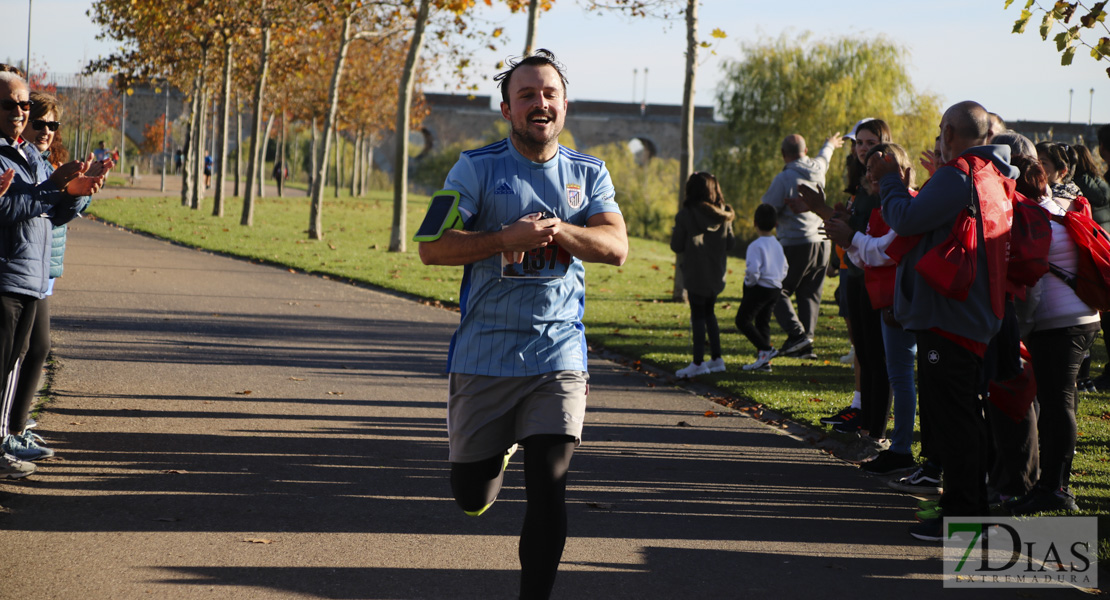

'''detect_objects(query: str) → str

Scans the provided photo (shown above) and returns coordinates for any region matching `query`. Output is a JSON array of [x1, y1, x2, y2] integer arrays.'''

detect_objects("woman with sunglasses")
[[3, 92, 91, 462]]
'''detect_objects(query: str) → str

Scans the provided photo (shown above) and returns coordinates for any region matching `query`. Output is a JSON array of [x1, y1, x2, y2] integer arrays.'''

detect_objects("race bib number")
[[501, 244, 570, 279]]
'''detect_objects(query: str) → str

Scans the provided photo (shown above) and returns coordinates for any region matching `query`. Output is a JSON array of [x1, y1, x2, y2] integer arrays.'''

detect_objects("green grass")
[[85, 189, 1109, 560]]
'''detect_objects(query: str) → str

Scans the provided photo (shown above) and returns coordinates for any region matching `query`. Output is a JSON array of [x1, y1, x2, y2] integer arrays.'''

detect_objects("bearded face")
[[500, 64, 567, 162]]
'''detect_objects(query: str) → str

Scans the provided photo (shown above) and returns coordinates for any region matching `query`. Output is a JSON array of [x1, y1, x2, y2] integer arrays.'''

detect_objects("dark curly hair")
[[493, 49, 568, 105]]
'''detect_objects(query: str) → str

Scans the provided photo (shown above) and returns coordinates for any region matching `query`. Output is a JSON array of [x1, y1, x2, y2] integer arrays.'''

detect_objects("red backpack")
[[1048, 204, 1110, 311]]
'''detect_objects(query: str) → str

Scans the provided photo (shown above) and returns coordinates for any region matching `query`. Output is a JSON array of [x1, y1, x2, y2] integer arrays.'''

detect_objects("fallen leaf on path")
[[162, 470, 188, 474], [69, 422, 82, 426], [289, 377, 306, 381], [236, 390, 253, 395], [704, 410, 717, 418], [677, 421, 690, 427], [586, 502, 613, 510], [243, 538, 274, 544], [327, 391, 344, 395]]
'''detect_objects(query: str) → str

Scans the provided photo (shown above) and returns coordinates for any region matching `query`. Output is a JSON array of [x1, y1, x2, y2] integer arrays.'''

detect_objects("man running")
[[418, 49, 627, 599]]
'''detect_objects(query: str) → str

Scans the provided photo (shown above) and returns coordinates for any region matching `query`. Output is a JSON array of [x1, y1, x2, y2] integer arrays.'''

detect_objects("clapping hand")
[[0, 169, 13, 197], [821, 216, 855, 249], [919, 149, 940, 176]]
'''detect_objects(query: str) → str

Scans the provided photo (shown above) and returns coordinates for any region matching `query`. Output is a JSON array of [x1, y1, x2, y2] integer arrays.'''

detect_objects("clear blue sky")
[[8, 0, 1110, 126]]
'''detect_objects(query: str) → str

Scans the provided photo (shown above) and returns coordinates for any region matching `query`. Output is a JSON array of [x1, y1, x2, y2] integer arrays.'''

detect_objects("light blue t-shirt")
[[444, 139, 620, 376]]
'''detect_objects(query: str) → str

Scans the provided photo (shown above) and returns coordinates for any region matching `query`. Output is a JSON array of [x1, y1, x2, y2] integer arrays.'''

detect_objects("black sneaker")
[[888, 462, 943, 495], [820, 405, 858, 425], [1009, 488, 1079, 515], [909, 516, 943, 542], [860, 450, 916, 475], [779, 336, 811, 356], [832, 410, 862, 433]]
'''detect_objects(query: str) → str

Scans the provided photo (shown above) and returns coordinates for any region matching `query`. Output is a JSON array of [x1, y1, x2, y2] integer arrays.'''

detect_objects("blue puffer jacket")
[[0, 136, 80, 298], [40, 151, 90, 279]]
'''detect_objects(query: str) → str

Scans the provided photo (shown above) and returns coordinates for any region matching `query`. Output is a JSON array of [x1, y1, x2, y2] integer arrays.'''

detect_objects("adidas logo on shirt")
[[494, 181, 514, 195]]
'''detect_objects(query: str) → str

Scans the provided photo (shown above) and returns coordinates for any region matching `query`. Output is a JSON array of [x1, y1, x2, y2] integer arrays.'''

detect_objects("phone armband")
[[413, 190, 463, 242]]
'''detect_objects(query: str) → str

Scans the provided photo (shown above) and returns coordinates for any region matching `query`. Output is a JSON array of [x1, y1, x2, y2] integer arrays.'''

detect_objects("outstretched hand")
[[826, 132, 845, 150], [85, 157, 115, 179]]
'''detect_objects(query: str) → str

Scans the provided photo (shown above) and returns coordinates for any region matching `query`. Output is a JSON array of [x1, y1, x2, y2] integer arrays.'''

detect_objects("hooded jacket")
[[671, 201, 735, 297], [0, 136, 80, 298], [759, 140, 836, 246], [880, 145, 1018, 344]]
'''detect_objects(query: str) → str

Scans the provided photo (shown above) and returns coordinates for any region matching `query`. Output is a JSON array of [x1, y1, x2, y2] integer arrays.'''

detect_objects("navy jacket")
[[0, 137, 80, 298]]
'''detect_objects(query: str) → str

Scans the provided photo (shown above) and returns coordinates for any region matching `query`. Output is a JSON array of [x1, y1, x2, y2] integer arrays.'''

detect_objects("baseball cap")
[[843, 118, 876, 141]]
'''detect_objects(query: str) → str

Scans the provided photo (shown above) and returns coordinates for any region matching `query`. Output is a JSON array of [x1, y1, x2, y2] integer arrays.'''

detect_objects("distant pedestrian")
[[174, 149, 183, 175], [670, 171, 734, 379], [735, 203, 787, 372], [203, 151, 212, 189], [758, 131, 843, 359]]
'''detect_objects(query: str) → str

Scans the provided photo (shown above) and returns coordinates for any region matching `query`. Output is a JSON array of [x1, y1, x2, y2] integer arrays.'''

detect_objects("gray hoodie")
[[880, 144, 1018, 344], [759, 140, 836, 246]]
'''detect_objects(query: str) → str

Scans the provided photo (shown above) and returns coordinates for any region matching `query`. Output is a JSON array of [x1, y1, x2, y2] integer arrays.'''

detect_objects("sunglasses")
[[0, 100, 33, 111], [32, 119, 60, 132]]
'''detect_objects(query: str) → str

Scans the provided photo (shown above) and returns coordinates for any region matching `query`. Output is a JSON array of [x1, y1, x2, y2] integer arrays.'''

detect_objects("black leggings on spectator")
[[687, 293, 720, 364], [450, 434, 575, 600], [1026, 322, 1098, 492], [10, 296, 49, 435], [843, 274, 889, 437]]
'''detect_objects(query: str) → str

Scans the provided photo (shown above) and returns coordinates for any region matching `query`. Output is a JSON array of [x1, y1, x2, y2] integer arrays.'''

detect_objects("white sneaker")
[[705, 357, 726, 373], [840, 346, 855, 364], [2, 453, 35, 479], [743, 348, 778, 371], [676, 361, 710, 379]]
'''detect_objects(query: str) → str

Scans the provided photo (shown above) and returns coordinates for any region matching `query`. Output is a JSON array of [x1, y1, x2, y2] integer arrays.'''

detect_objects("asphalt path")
[[0, 178, 1094, 598]]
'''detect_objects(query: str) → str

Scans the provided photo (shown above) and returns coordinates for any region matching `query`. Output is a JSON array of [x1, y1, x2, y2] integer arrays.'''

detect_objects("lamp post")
[[25, 0, 31, 81], [1069, 88, 1074, 123], [1090, 88, 1096, 127]]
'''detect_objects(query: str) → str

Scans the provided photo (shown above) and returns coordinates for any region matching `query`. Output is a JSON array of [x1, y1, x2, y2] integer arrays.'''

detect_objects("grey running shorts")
[[447, 370, 588, 463]]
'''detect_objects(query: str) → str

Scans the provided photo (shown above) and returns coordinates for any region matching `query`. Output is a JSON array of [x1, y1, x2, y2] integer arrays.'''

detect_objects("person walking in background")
[[203, 151, 213, 189], [671, 172, 734, 379], [418, 50, 627, 600], [1069, 144, 1110, 391], [735, 204, 787, 372], [759, 131, 843, 359]]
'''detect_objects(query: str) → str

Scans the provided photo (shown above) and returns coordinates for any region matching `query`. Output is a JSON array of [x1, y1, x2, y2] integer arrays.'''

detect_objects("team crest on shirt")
[[566, 183, 583, 208]]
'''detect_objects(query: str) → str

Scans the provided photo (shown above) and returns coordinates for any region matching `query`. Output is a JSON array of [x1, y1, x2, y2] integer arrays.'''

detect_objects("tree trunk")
[[672, 0, 698, 301], [309, 116, 317, 193], [258, 111, 275, 198], [524, 0, 540, 56], [277, 108, 286, 198], [390, 0, 432, 253], [214, 40, 233, 217], [334, 126, 342, 199], [181, 74, 201, 207], [190, 50, 209, 211], [351, 129, 361, 197], [234, 92, 242, 196], [309, 13, 354, 240], [241, 0, 271, 226]]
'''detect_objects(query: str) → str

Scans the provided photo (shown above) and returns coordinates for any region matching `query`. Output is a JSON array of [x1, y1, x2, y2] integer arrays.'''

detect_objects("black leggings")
[[451, 434, 575, 600], [687, 293, 720, 364], [11, 296, 49, 435]]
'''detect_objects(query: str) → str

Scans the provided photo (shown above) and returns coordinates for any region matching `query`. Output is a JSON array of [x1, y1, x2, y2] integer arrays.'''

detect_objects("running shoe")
[[917, 499, 939, 511], [676, 361, 710, 379], [915, 505, 942, 522], [860, 450, 916, 475], [887, 463, 943, 495], [840, 346, 855, 364], [2, 433, 54, 461], [464, 443, 518, 517], [909, 517, 943, 542], [831, 411, 863, 433], [1, 453, 35, 479], [742, 349, 778, 371], [779, 336, 811, 356], [705, 357, 726, 373], [819, 405, 858, 425]]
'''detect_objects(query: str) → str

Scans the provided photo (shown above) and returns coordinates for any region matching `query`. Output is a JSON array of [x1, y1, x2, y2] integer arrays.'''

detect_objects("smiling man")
[[0, 70, 108, 479], [418, 49, 627, 600]]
